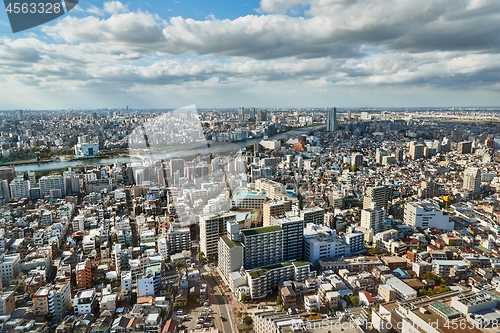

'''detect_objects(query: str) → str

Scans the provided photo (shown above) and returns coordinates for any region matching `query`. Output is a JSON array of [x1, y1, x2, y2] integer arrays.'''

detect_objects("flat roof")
[[221, 235, 242, 249], [241, 225, 282, 236]]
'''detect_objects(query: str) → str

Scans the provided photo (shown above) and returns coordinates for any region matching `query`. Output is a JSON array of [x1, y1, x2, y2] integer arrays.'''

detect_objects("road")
[[203, 272, 236, 333]]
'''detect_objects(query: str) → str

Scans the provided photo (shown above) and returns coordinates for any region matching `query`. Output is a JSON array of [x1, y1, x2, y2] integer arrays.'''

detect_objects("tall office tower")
[[200, 213, 237, 259], [347, 109, 352, 120], [0, 180, 9, 204], [169, 159, 185, 178], [249, 107, 256, 122], [256, 109, 267, 122], [16, 109, 23, 121], [463, 167, 481, 194], [0, 166, 16, 183], [9, 175, 29, 200], [238, 106, 245, 122], [351, 153, 363, 169], [457, 141, 473, 154], [39, 175, 65, 197], [409, 141, 424, 160], [395, 149, 404, 161], [270, 216, 304, 262], [241, 225, 283, 269], [326, 107, 338, 132], [363, 185, 392, 210], [361, 205, 386, 234]]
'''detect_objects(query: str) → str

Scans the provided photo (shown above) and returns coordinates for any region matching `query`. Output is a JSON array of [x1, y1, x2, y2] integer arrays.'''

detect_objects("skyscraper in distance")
[[326, 107, 338, 132]]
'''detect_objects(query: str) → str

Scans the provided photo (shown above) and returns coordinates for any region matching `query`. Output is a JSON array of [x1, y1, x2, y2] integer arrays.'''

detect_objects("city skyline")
[[1, 1, 500, 109]]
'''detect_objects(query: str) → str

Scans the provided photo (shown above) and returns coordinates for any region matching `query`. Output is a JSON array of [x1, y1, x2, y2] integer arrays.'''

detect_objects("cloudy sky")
[[1, 0, 500, 109]]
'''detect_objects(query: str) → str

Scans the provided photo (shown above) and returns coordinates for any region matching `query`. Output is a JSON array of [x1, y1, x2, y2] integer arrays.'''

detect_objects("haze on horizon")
[[1, 0, 500, 109]]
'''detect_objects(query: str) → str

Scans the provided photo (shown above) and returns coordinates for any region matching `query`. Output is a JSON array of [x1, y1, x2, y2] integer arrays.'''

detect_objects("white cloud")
[[103, 1, 130, 14], [1, 0, 500, 108]]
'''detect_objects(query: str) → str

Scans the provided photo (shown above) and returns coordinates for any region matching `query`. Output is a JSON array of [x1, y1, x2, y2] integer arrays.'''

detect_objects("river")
[[14, 126, 323, 173]]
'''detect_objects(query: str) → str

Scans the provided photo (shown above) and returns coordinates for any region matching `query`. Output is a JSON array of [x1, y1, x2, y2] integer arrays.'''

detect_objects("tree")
[[241, 294, 249, 303], [366, 248, 379, 256], [175, 261, 184, 270], [350, 295, 359, 306], [242, 315, 253, 326], [276, 295, 282, 305]]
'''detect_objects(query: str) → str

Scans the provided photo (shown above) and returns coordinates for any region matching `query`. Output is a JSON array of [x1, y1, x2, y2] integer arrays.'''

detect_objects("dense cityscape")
[[0, 107, 499, 333]]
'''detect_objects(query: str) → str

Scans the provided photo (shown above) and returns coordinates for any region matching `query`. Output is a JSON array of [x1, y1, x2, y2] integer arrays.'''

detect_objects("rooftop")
[[241, 225, 282, 236]]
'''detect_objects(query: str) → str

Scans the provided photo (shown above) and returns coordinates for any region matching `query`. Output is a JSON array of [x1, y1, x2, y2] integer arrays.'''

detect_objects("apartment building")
[[200, 212, 236, 259]]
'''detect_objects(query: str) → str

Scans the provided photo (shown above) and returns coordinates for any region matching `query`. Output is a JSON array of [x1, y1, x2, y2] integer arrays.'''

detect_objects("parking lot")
[[172, 303, 217, 332]]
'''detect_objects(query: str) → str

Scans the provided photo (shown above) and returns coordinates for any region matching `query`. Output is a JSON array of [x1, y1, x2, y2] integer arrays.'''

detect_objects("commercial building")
[[326, 107, 338, 132], [74, 143, 99, 158], [404, 201, 454, 231]]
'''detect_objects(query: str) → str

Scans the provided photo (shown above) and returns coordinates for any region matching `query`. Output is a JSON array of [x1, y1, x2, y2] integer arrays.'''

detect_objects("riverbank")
[[12, 125, 325, 173]]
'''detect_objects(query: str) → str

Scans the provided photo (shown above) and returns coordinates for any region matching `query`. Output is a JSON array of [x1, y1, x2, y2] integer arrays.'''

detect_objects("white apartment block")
[[200, 213, 236, 258], [0, 254, 20, 282], [361, 205, 386, 234]]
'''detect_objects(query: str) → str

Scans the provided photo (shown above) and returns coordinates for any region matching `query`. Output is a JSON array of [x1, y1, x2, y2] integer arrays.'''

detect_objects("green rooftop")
[[221, 235, 242, 249], [293, 261, 310, 267], [429, 302, 460, 319], [241, 225, 282, 236], [144, 263, 162, 275]]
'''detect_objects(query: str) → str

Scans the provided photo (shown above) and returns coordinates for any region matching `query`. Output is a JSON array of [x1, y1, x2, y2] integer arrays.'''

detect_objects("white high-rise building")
[[200, 213, 236, 259], [326, 107, 338, 132], [361, 205, 386, 234], [39, 175, 65, 197], [9, 175, 29, 200], [463, 167, 481, 194]]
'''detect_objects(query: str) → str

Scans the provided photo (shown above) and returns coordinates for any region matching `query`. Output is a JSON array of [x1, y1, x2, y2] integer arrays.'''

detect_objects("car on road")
[[221, 316, 227, 322], [204, 302, 210, 306]]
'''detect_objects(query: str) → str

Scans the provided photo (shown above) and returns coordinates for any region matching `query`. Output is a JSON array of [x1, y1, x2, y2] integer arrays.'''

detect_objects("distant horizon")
[[2, 106, 500, 112]]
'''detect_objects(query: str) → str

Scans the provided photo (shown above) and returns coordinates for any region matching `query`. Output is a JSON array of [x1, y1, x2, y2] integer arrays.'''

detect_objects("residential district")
[[0, 107, 499, 333]]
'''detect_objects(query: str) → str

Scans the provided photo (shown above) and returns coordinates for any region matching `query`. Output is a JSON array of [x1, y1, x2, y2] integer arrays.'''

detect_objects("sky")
[[1, 0, 500, 109]]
